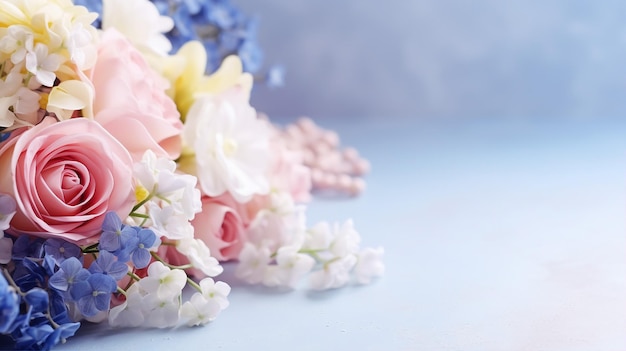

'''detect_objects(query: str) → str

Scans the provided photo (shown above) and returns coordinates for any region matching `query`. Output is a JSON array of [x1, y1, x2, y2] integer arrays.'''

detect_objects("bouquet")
[[0, 0, 384, 349]]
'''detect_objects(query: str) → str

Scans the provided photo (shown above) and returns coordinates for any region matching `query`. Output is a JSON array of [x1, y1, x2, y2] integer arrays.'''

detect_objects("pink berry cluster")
[[276, 117, 370, 197]]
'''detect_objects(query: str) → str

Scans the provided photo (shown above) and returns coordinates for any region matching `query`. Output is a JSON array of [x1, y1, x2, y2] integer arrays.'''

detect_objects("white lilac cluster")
[[236, 192, 384, 290], [108, 263, 229, 328]]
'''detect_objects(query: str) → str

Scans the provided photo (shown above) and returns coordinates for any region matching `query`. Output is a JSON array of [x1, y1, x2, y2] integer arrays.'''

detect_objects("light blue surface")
[[51, 117, 626, 351]]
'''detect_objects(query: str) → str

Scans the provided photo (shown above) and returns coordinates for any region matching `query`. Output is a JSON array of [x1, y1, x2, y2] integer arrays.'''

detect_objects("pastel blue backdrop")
[[238, 0, 626, 120]]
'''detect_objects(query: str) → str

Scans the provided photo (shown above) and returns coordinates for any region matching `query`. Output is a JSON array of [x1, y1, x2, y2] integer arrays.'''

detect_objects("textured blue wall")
[[238, 0, 626, 120]]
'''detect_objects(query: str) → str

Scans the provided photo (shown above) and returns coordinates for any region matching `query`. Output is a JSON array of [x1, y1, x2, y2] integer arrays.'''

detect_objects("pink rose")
[[191, 195, 247, 261], [90, 29, 182, 161], [0, 118, 135, 245]]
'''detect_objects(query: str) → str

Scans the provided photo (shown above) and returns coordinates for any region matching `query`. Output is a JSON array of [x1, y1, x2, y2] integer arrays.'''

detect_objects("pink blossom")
[[267, 136, 312, 203], [90, 29, 182, 161], [0, 118, 134, 245]]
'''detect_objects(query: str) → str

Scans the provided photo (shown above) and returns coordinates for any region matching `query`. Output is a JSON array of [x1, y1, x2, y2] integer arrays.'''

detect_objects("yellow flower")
[[155, 41, 253, 121]]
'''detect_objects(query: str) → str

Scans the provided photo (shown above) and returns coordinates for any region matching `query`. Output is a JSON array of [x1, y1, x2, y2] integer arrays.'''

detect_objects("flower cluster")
[[74, 0, 284, 87], [0, 0, 383, 350]]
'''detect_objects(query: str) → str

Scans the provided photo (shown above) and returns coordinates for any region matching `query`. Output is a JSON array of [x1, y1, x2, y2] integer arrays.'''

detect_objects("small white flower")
[[329, 219, 361, 258], [354, 247, 385, 284], [0, 25, 34, 65], [108, 285, 145, 328], [263, 246, 315, 288], [180, 293, 221, 326], [148, 203, 195, 240], [199, 278, 230, 309], [141, 293, 180, 328], [303, 221, 333, 251], [25, 43, 64, 87], [176, 238, 223, 277], [309, 255, 358, 290], [235, 243, 272, 284], [138, 262, 187, 300]]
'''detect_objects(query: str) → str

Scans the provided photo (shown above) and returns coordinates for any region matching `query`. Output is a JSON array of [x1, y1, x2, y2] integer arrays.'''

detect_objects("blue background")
[[239, 0, 626, 120]]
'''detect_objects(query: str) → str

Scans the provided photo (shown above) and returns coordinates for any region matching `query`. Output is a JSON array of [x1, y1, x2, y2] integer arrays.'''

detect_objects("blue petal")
[[76, 296, 98, 317], [132, 249, 151, 269], [69, 280, 91, 301], [24, 288, 49, 313]]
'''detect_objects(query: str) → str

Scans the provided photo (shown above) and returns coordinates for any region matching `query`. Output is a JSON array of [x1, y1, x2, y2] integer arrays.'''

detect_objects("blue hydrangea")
[[126, 228, 157, 269], [0, 273, 19, 334], [99, 212, 136, 252], [88, 251, 128, 281], [44, 239, 82, 264], [70, 273, 117, 317], [48, 257, 90, 294]]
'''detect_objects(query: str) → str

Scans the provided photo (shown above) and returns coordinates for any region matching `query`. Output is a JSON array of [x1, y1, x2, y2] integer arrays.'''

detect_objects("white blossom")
[[309, 255, 358, 290], [246, 192, 306, 252], [108, 285, 145, 328], [141, 293, 180, 328], [25, 43, 64, 87], [354, 247, 385, 284], [101, 0, 174, 56], [328, 219, 361, 258], [148, 202, 195, 240], [138, 262, 187, 300], [176, 238, 223, 277], [0, 25, 34, 65], [235, 243, 272, 284], [198, 278, 230, 309], [262, 246, 315, 288], [180, 293, 221, 326], [183, 94, 270, 203]]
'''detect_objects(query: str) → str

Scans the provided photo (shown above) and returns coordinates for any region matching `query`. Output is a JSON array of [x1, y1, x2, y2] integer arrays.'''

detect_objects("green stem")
[[298, 249, 324, 262], [116, 286, 127, 297], [127, 271, 141, 282], [129, 213, 149, 219], [187, 278, 202, 292], [150, 252, 193, 270]]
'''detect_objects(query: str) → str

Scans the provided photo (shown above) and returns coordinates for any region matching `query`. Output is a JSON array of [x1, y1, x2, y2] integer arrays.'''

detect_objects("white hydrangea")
[[183, 94, 270, 203]]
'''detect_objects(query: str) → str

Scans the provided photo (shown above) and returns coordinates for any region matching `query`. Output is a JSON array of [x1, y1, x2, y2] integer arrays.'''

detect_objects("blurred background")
[[238, 0, 626, 121]]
